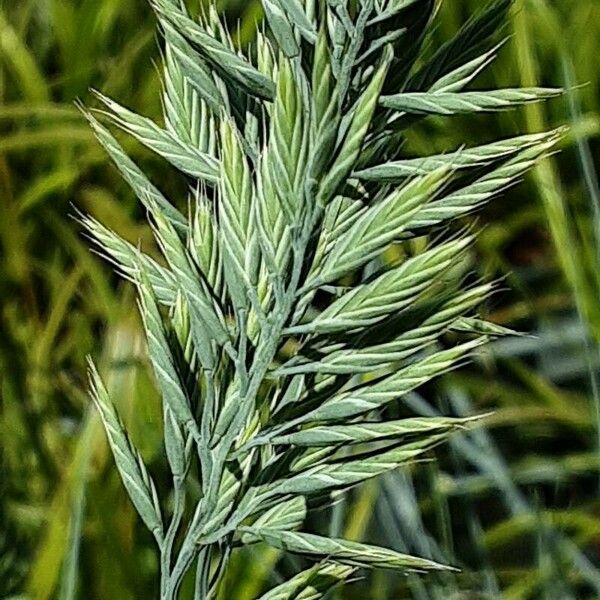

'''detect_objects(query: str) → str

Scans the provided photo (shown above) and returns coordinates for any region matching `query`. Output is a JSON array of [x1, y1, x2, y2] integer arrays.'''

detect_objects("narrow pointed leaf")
[[241, 496, 306, 543], [355, 131, 554, 182], [428, 42, 503, 93], [380, 88, 561, 115], [451, 316, 520, 337], [88, 360, 163, 538], [271, 0, 316, 43], [269, 57, 309, 222], [300, 339, 485, 422], [162, 20, 224, 113], [261, 0, 300, 58], [257, 563, 356, 600], [318, 46, 393, 204], [294, 238, 472, 334], [410, 131, 563, 228], [219, 118, 259, 308], [148, 204, 230, 350], [256, 56, 307, 273], [266, 436, 449, 496], [283, 284, 493, 375], [190, 193, 222, 293], [307, 197, 366, 285], [82, 215, 177, 305], [407, 0, 511, 91], [94, 91, 219, 182], [243, 529, 453, 571], [83, 111, 187, 233], [309, 169, 449, 287], [137, 276, 201, 443], [164, 405, 187, 478], [152, 0, 275, 100], [273, 416, 480, 447]]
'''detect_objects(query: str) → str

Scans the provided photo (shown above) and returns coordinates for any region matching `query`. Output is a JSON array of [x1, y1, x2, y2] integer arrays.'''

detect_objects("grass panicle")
[[82, 0, 559, 597]]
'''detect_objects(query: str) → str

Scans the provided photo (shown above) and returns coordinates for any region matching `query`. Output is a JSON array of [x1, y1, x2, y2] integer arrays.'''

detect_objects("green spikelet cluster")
[[83, 0, 560, 597]]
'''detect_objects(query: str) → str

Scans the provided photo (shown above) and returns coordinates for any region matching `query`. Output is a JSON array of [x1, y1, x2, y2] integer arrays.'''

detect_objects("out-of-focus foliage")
[[0, 1, 164, 597], [1, 0, 600, 598]]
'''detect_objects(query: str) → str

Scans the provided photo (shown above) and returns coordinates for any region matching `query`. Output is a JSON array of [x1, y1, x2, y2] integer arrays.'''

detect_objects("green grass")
[[1, 0, 600, 598], [0, 1, 168, 597]]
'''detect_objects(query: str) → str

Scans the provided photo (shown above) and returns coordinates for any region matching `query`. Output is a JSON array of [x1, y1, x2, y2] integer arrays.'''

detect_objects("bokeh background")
[[1, 0, 600, 598]]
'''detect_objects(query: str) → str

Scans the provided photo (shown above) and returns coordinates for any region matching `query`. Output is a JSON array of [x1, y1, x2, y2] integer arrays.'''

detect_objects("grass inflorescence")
[[78, 1, 565, 597]]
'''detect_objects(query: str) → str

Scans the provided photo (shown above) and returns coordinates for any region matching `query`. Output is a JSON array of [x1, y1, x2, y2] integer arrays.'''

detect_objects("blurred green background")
[[1, 0, 600, 598]]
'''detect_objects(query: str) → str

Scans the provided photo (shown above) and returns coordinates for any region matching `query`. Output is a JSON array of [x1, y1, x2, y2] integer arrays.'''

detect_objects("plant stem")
[[193, 545, 211, 600], [168, 210, 320, 595], [160, 476, 186, 599]]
